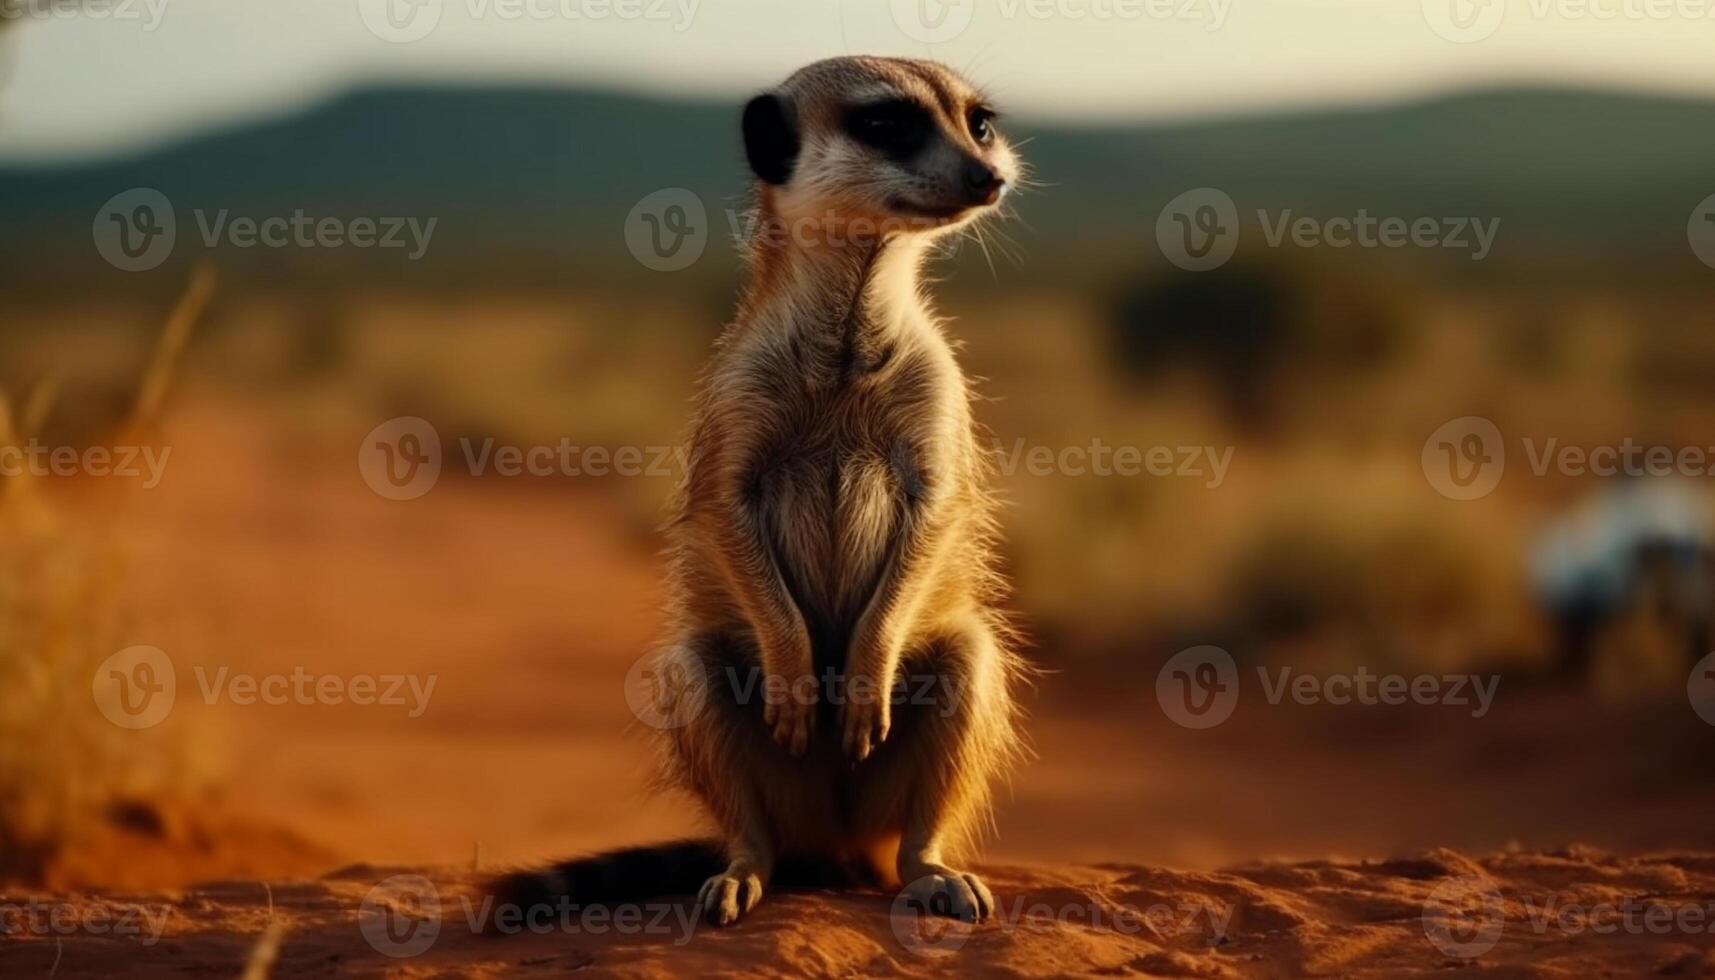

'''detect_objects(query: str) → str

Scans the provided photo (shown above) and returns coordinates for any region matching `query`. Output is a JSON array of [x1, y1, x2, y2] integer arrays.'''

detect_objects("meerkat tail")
[[484, 839, 726, 925]]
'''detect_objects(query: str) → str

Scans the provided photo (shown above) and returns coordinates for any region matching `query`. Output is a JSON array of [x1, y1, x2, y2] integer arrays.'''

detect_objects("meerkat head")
[[741, 56, 1019, 243]]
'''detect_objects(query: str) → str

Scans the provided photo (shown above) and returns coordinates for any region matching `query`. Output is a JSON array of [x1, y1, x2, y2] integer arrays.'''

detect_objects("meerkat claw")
[[841, 700, 890, 761]]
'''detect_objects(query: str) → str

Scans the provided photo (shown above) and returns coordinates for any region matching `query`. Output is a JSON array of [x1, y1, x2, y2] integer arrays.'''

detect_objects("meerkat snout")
[[742, 57, 1019, 235], [961, 158, 1005, 206]]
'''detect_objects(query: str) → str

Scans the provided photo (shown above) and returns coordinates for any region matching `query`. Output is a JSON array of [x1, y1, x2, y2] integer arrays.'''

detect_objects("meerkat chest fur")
[[722, 240, 969, 661]]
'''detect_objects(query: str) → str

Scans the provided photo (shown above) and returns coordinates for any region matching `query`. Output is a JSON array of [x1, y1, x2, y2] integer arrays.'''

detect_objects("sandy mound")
[[4, 848, 1714, 978]]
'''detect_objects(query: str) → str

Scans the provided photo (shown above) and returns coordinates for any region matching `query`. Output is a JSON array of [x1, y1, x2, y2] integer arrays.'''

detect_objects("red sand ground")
[[7, 404, 1715, 977], [5, 850, 1715, 977]]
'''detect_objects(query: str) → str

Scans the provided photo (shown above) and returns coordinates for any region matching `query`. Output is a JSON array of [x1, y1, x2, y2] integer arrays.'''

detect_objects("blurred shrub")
[[1222, 489, 1523, 672], [0, 269, 212, 883], [1107, 261, 1403, 430]]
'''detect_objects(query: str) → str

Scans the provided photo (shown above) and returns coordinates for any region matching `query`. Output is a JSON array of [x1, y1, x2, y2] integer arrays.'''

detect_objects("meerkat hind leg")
[[889, 627, 1007, 924], [696, 857, 768, 926], [696, 810, 774, 926], [900, 863, 995, 924]]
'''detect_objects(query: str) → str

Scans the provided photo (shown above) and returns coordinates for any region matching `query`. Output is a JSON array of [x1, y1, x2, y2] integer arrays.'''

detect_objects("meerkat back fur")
[[491, 55, 1028, 929]]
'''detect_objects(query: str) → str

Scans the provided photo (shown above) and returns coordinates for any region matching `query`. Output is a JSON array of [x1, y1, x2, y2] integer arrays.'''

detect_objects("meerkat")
[[491, 55, 1027, 930]]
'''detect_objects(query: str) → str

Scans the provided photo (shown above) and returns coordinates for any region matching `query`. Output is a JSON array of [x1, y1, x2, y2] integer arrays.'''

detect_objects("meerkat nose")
[[961, 160, 1005, 205]]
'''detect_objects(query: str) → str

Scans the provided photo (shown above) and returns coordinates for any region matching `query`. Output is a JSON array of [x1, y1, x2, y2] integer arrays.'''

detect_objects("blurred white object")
[[1530, 477, 1713, 684]]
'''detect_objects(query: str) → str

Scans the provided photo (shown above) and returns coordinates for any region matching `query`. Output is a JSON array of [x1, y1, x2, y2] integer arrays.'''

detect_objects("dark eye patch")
[[842, 98, 934, 161]]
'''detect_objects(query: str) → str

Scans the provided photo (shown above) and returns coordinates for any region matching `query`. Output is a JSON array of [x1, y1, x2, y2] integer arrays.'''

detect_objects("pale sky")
[[2, 0, 1713, 161]]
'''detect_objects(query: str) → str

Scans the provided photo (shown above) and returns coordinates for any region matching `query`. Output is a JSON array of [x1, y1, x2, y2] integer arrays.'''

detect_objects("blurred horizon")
[[10, 69, 1715, 166], [5, 77, 1715, 304], [5, 0, 1715, 162]]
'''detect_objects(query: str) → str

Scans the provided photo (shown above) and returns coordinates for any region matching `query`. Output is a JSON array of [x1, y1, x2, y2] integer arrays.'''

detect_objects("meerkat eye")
[[967, 107, 998, 146], [843, 99, 932, 159]]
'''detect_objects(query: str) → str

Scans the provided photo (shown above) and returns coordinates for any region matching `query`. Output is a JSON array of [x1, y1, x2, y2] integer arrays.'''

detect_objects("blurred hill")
[[3, 83, 1714, 294]]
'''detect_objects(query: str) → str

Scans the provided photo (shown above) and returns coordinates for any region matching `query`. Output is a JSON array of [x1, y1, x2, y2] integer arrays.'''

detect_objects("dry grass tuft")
[[0, 265, 215, 882]]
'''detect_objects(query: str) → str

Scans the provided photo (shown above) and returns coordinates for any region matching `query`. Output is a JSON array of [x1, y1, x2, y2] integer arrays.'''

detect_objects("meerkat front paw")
[[696, 863, 766, 926], [761, 675, 814, 757], [840, 694, 891, 762]]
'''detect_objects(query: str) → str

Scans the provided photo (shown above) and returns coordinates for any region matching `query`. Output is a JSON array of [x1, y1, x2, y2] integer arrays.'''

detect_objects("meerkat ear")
[[742, 93, 799, 186]]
